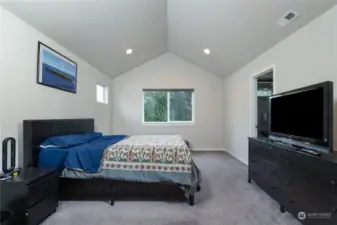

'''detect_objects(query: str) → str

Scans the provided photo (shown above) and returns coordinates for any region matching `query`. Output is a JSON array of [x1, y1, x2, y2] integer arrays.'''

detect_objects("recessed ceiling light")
[[126, 49, 133, 55], [204, 48, 211, 55]]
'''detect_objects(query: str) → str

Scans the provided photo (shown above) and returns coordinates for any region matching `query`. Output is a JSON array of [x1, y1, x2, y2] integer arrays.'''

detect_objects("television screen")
[[270, 87, 324, 141]]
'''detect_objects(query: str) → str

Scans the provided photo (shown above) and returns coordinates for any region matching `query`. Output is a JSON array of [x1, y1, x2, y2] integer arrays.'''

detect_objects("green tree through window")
[[144, 91, 167, 122], [170, 91, 192, 121], [143, 90, 193, 123]]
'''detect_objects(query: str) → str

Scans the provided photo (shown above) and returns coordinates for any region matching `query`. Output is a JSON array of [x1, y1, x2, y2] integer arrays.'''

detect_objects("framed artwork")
[[37, 41, 77, 93]]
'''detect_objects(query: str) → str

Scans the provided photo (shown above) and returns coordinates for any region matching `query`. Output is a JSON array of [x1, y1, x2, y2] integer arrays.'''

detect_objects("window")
[[257, 88, 273, 97], [143, 89, 194, 123], [96, 85, 108, 104]]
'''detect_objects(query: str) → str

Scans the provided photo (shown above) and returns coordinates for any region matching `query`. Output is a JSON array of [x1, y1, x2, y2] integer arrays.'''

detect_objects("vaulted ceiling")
[[1, 0, 336, 78]]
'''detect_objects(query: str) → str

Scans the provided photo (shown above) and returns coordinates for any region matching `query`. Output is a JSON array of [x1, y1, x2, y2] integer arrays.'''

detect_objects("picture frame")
[[37, 41, 77, 93]]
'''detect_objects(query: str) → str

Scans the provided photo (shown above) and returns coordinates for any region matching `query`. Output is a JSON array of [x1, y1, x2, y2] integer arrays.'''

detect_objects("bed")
[[23, 119, 201, 205]]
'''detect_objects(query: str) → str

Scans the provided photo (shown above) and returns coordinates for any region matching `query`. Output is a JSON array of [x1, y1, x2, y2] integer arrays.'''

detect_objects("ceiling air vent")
[[277, 11, 299, 28]]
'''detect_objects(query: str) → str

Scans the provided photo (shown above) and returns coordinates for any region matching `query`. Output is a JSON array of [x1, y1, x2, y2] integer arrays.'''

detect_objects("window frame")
[[96, 84, 109, 104], [142, 90, 195, 125]]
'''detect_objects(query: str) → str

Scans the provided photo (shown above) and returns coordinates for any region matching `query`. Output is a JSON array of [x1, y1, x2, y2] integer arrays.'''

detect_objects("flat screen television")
[[269, 81, 333, 153]]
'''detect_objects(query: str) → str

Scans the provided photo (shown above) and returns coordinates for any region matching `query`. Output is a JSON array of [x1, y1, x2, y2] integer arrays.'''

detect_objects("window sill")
[[142, 122, 195, 126]]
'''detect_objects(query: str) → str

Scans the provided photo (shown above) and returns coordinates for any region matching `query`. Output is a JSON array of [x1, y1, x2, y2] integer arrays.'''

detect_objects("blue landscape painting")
[[39, 45, 77, 93]]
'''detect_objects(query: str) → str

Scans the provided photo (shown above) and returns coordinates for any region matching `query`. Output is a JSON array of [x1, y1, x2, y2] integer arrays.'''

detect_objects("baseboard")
[[191, 148, 226, 151], [225, 151, 248, 165], [192, 147, 248, 164]]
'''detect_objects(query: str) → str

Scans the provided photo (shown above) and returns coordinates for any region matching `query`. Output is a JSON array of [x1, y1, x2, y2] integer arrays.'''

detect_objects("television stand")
[[249, 137, 337, 224]]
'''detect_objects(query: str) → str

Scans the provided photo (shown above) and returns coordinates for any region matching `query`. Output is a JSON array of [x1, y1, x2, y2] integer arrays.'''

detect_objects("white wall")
[[0, 8, 3, 163], [223, 6, 337, 164], [0, 7, 112, 169], [111, 53, 224, 150]]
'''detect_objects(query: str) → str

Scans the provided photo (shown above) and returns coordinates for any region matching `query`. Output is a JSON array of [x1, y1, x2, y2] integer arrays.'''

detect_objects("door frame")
[[250, 64, 276, 137]]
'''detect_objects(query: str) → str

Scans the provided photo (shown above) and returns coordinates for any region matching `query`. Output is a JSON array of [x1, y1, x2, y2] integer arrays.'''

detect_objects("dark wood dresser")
[[249, 137, 337, 225], [1, 168, 58, 225]]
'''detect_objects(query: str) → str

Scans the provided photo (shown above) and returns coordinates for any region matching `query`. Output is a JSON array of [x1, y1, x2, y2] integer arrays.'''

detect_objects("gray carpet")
[[42, 152, 300, 225]]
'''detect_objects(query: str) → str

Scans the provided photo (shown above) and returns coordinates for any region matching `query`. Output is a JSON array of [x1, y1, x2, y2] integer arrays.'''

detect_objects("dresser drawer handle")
[[287, 181, 293, 185], [288, 200, 295, 204], [252, 172, 258, 176], [270, 186, 277, 190], [251, 160, 257, 163]]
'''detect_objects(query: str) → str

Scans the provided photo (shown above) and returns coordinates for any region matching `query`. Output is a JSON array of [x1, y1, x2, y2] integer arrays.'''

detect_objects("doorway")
[[250, 66, 275, 138]]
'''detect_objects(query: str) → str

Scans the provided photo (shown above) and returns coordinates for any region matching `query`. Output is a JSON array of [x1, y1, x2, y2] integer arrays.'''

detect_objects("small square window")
[[96, 85, 108, 104]]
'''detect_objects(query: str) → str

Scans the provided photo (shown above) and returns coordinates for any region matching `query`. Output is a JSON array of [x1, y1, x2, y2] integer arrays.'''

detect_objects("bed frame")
[[23, 118, 197, 206]]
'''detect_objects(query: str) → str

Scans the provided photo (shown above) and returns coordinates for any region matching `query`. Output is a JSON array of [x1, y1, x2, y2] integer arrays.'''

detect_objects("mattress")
[[61, 168, 101, 179]]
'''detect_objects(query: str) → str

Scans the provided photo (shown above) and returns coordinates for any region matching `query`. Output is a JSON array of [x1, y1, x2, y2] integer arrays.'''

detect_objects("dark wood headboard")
[[23, 119, 94, 168]]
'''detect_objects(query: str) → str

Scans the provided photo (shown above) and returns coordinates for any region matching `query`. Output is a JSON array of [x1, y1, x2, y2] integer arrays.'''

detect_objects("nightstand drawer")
[[28, 173, 57, 207], [27, 193, 58, 225]]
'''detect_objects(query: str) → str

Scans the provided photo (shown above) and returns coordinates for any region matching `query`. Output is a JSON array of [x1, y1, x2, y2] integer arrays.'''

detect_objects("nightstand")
[[0, 180, 27, 225], [6, 168, 58, 225]]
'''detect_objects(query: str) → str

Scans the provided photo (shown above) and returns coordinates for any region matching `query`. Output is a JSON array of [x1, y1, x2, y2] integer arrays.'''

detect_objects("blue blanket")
[[39, 147, 71, 172], [64, 135, 126, 173], [39, 134, 126, 173], [40, 132, 103, 148]]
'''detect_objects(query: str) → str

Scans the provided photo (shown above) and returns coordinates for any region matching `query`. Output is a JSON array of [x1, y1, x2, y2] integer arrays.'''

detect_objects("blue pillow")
[[40, 132, 102, 148]]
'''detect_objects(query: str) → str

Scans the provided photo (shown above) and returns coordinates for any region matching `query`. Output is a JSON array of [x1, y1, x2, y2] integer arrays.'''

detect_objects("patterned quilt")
[[100, 135, 200, 192]]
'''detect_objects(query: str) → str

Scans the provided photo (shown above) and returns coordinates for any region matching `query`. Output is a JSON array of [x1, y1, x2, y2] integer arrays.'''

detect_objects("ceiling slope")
[[167, 0, 337, 77], [1, 0, 336, 78], [0, 0, 168, 78]]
